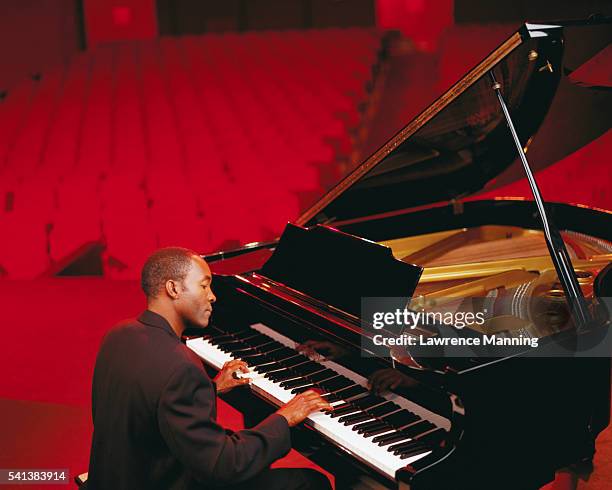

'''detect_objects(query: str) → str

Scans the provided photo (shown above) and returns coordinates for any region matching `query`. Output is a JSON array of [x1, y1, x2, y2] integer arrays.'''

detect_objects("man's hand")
[[276, 390, 333, 427], [213, 360, 251, 394]]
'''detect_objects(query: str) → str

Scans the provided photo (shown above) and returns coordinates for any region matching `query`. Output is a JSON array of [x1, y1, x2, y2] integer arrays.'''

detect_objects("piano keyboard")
[[186, 323, 450, 480]]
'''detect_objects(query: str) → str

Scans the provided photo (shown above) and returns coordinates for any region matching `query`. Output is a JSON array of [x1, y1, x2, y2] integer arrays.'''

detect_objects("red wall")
[[0, 1, 80, 91], [84, 0, 157, 47], [376, 0, 453, 51]]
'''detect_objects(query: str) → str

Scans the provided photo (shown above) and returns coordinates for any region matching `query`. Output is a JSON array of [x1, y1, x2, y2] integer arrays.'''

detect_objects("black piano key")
[[268, 371, 300, 383], [256, 353, 304, 371], [322, 383, 360, 398], [249, 359, 282, 370], [284, 381, 313, 392], [329, 402, 351, 411], [242, 335, 275, 347], [388, 439, 421, 454], [235, 343, 268, 352], [379, 409, 420, 429], [281, 378, 314, 389], [229, 345, 261, 354], [329, 405, 363, 418], [281, 355, 310, 368], [415, 428, 446, 446], [262, 340, 286, 348], [314, 375, 340, 389], [323, 402, 351, 415], [214, 337, 248, 346], [241, 341, 283, 353], [319, 376, 353, 392], [291, 385, 315, 394], [353, 419, 386, 432], [207, 335, 234, 345], [351, 394, 387, 410], [251, 341, 277, 352], [323, 392, 385, 418], [362, 425, 396, 438], [266, 367, 304, 383], [294, 362, 325, 376], [399, 445, 430, 460], [308, 369, 339, 383], [327, 385, 368, 402], [322, 394, 343, 403], [228, 334, 257, 342], [391, 440, 430, 458], [255, 363, 291, 374], [367, 402, 399, 418], [338, 402, 394, 425], [267, 361, 313, 381], [241, 354, 273, 365], [264, 372, 292, 382], [353, 420, 387, 433], [279, 361, 321, 378], [256, 346, 288, 357], [376, 421, 435, 447], [267, 347, 297, 360], [269, 362, 314, 377], [339, 412, 374, 425], [269, 366, 322, 388], [216, 341, 246, 352], [402, 420, 435, 437], [229, 329, 260, 340], [373, 431, 411, 447]]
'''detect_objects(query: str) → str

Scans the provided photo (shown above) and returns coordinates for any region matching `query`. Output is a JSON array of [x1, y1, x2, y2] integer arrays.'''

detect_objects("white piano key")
[[186, 338, 234, 369]]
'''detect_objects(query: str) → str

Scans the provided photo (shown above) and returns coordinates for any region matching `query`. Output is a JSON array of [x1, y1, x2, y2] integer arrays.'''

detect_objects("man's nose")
[[209, 289, 217, 303]]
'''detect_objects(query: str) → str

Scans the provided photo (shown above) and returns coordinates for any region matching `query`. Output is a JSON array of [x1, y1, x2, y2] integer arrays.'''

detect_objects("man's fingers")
[[299, 390, 319, 398], [308, 400, 332, 412], [304, 395, 330, 407], [228, 360, 248, 368]]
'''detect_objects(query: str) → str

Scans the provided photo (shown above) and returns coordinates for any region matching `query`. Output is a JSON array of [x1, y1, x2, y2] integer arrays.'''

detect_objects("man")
[[87, 247, 333, 490]]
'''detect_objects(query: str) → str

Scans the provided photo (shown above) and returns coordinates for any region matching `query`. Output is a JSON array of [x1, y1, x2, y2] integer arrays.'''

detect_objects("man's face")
[[176, 256, 216, 328]]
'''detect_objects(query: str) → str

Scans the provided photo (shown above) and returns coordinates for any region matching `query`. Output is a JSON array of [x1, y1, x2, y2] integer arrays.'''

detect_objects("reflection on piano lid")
[[295, 21, 611, 224], [192, 19, 612, 490]]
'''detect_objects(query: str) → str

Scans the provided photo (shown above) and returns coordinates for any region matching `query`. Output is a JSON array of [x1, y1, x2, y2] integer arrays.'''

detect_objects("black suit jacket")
[[87, 310, 291, 490]]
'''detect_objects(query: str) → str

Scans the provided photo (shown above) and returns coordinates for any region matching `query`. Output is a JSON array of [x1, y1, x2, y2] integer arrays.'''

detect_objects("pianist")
[[86, 247, 332, 490]]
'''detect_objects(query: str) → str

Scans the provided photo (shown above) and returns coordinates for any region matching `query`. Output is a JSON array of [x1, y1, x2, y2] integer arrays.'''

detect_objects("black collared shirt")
[[87, 310, 290, 490]]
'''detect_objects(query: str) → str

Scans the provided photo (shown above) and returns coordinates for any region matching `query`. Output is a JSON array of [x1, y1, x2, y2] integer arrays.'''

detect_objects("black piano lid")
[[297, 19, 612, 227]]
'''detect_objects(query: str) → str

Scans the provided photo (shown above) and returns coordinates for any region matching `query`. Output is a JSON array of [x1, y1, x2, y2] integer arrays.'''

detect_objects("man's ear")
[[165, 279, 180, 300]]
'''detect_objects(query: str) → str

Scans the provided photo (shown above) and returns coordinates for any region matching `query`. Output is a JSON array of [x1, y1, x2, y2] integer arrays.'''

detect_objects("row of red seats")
[[0, 28, 384, 278]]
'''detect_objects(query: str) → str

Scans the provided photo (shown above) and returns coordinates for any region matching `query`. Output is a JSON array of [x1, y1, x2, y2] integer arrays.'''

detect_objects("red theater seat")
[[50, 176, 103, 262], [0, 28, 384, 278]]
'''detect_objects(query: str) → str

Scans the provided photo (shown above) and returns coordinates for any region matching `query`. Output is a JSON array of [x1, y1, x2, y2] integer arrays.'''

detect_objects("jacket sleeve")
[[158, 362, 291, 485]]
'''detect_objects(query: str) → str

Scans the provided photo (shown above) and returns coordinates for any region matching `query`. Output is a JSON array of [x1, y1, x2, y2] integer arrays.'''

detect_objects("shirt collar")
[[138, 310, 179, 339]]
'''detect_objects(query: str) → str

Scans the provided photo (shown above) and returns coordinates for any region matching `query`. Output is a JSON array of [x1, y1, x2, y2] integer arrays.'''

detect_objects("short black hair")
[[141, 247, 198, 299]]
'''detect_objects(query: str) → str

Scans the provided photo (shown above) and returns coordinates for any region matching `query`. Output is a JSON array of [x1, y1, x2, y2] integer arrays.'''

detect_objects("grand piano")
[[186, 19, 612, 489]]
